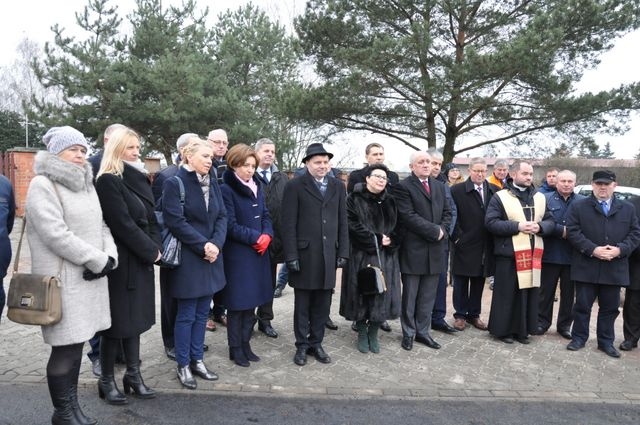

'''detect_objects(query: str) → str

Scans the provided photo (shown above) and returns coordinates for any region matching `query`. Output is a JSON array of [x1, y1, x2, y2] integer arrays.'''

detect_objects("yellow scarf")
[[496, 189, 546, 289]]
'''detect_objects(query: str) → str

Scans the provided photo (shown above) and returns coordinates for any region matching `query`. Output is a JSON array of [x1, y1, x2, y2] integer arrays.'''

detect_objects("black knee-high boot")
[[122, 336, 155, 399], [98, 336, 127, 405], [48, 344, 85, 425], [69, 356, 97, 425]]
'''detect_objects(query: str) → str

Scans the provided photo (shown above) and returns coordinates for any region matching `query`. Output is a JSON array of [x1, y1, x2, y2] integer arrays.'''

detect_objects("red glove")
[[252, 234, 272, 255]]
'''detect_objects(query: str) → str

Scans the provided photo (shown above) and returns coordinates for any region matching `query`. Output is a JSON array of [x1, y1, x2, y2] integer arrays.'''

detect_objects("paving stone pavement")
[[1, 218, 639, 403]]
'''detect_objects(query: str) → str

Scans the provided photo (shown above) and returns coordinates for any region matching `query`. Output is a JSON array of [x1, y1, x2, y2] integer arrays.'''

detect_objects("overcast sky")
[[0, 0, 638, 168]]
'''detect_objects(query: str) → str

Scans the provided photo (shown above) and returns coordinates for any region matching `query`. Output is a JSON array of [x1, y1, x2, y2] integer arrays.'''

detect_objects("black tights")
[[100, 335, 140, 377]]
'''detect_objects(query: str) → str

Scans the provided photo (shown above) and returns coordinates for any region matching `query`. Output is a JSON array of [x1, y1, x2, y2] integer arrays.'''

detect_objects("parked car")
[[574, 184, 640, 200]]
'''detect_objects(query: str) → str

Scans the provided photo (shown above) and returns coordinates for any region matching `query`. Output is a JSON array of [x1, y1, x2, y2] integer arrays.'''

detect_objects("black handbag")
[[357, 234, 387, 296], [156, 176, 185, 268]]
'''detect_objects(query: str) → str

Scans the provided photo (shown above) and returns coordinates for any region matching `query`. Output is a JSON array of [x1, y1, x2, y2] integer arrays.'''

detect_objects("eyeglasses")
[[208, 139, 229, 146], [369, 174, 388, 181]]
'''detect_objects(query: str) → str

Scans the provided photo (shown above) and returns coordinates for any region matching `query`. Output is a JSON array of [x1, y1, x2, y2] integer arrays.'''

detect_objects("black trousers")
[[227, 309, 256, 348], [623, 288, 640, 343], [293, 288, 332, 349], [256, 262, 277, 322], [160, 268, 177, 348], [572, 281, 620, 347], [538, 263, 574, 332]]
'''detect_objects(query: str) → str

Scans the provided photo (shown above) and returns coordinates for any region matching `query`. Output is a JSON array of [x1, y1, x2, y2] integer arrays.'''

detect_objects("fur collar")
[[34, 151, 94, 192]]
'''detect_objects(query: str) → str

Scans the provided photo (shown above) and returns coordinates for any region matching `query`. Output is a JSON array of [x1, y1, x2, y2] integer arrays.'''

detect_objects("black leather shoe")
[[530, 326, 546, 336], [515, 336, 530, 344], [190, 360, 218, 380], [380, 321, 392, 333], [566, 340, 584, 351], [401, 336, 413, 351], [415, 335, 441, 349], [293, 347, 307, 366], [598, 345, 621, 358], [176, 365, 197, 390], [203, 344, 209, 352], [164, 346, 176, 361], [619, 340, 638, 351], [325, 318, 338, 330], [557, 329, 572, 340], [431, 322, 458, 334], [91, 358, 101, 377], [307, 346, 331, 363], [500, 336, 514, 344], [258, 321, 278, 338], [273, 286, 284, 298]]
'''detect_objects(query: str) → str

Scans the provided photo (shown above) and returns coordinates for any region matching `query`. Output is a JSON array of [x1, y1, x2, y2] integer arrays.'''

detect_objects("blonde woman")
[[95, 128, 161, 404]]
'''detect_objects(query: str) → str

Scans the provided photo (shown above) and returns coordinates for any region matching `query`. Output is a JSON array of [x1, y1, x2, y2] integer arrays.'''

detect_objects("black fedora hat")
[[302, 143, 334, 163]]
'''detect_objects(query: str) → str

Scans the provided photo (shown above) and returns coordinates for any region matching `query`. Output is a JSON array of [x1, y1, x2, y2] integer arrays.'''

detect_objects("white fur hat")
[[42, 126, 88, 155]]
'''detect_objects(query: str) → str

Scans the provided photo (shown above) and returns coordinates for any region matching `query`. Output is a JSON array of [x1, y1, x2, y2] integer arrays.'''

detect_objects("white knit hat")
[[42, 126, 88, 155]]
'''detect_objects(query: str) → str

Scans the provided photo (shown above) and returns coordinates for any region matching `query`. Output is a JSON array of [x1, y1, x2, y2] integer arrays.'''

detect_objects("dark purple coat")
[[162, 167, 227, 299], [219, 170, 273, 311]]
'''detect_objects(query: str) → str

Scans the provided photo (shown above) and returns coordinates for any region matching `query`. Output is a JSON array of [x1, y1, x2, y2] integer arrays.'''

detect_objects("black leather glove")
[[82, 269, 100, 281], [100, 257, 116, 275], [336, 257, 348, 268], [286, 259, 300, 272], [83, 257, 116, 281]]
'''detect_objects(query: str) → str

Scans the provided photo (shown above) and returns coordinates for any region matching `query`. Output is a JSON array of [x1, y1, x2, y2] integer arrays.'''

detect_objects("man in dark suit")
[[534, 170, 584, 339], [281, 143, 349, 366], [566, 170, 640, 358], [450, 157, 498, 331], [621, 195, 640, 352], [394, 151, 452, 351], [254, 137, 289, 339]]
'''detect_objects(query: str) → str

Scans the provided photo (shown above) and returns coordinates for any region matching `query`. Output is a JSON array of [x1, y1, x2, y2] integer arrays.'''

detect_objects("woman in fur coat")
[[339, 164, 402, 354], [26, 126, 118, 425]]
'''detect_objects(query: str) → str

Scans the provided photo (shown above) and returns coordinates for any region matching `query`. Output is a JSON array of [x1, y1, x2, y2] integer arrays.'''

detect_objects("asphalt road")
[[2, 383, 639, 425]]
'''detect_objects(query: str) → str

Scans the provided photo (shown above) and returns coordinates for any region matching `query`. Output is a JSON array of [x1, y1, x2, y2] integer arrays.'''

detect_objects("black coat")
[[281, 171, 349, 290], [394, 173, 452, 275], [450, 178, 498, 277], [256, 166, 288, 264], [628, 197, 640, 290], [339, 185, 402, 322], [96, 165, 161, 338], [567, 195, 640, 286]]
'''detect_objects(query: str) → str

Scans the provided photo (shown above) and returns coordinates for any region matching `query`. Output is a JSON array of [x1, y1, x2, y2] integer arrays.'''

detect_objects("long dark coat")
[[281, 171, 349, 290], [450, 178, 498, 277], [567, 195, 640, 287], [339, 185, 402, 322], [255, 166, 288, 264], [162, 167, 227, 299], [219, 170, 273, 311], [629, 197, 640, 290], [96, 165, 161, 338], [394, 173, 452, 275]]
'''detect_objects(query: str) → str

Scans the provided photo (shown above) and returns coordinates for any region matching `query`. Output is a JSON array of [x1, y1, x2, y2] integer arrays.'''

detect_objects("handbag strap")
[[373, 234, 383, 270], [13, 183, 65, 277]]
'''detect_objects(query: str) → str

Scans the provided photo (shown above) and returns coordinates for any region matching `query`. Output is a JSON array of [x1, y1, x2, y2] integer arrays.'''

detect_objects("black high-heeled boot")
[[228, 347, 250, 367], [49, 373, 82, 425], [121, 336, 155, 399], [70, 358, 97, 425], [98, 336, 127, 405]]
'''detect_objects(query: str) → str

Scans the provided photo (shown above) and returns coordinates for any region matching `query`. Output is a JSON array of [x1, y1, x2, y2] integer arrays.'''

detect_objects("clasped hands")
[[83, 257, 116, 281], [204, 242, 220, 263], [593, 245, 620, 261], [252, 234, 272, 256], [518, 221, 540, 235]]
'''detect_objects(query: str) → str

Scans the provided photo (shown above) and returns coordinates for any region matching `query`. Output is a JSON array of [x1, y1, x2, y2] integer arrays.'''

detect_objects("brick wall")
[[5, 148, 38, 217]]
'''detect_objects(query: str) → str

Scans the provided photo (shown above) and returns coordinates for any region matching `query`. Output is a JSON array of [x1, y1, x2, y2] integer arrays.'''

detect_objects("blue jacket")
[[0, 175, 15, 279], [163, 167, 227, 299], [219, 170, 273, 310], [542, 190, 585, 265]]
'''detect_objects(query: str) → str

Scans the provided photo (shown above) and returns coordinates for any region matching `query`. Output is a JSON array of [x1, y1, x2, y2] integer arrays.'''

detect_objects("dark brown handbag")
[[7, 187, 64, 326], [357, 234, 387, 296]]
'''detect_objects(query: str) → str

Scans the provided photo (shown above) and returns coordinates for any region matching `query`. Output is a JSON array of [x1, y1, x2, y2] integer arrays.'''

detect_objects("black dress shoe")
[[325, 318, 338, 330], [190, 360, 218, 380], [415, 335, 441, 349], [431, 322, 458, 334], [273, 286, 284, 298], [619, 340, 638, 351], [530, 326, 546, 336], [557, 329, 572, 340], [307, 346, 331, 363], [258, 321, 278, 338], [203, 344, 209, 352], [293, 347, 307, 366], [164, 346, 176, 361], [598, 345, 621, 358], [380, 321, 392, 333], [401, 336, 413, 351], [566, 340, 584, 351], [500, 336, 514, 344], [515, 336, 530, 344]]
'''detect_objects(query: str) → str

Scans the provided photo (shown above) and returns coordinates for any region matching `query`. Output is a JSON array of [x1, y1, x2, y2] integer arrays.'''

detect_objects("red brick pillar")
[[6, 148, 39, 217]]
